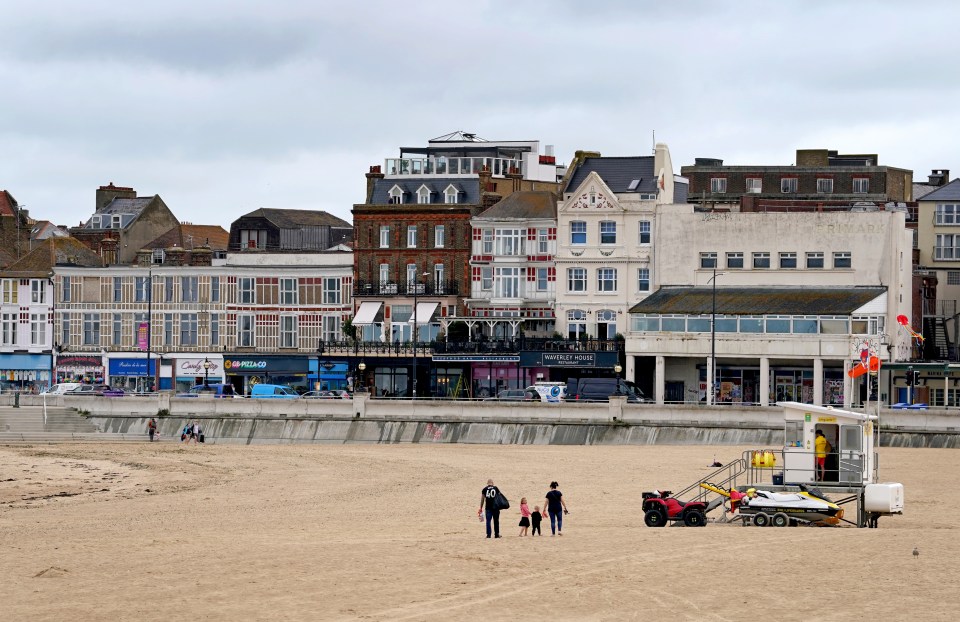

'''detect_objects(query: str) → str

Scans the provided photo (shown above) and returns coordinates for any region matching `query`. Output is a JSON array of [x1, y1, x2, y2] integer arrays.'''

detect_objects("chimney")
[[96, 182, 136, 211], [189, 245, 212, 266], [101, 238, 119, 265], [478, 164, 494, 192], [929, 169, 950, 187], [365, 165, 384, 203], [165, 246, 185, 266]]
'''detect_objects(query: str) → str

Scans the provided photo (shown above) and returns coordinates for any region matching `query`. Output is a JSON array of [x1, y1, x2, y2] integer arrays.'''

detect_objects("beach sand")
[[0, 441, 955, 621]]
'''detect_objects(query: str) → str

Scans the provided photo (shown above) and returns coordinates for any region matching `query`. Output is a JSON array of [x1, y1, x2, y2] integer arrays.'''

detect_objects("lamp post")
[[203, 358, 211, 388], [614, 363, 623, 395], [708, 267, 724, 406], [358, 361, 366, 393], [411, 271, 429, 398], [316, 339, 325, 391], [145, 266, 153, 393]]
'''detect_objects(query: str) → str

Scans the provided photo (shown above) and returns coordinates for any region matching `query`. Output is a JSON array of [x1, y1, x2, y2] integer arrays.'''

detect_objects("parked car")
[[250, 384, 300, 399], [484, 389, 535, 401], [301, 390, 350, 399], [525, 382, 568, 403], [41, 383, 82, 395], [178, 383, 240, 398], [67, 384, 124, 397], [565, 378, 651, 403]]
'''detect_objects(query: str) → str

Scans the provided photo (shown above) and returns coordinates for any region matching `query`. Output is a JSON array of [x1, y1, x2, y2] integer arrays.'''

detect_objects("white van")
[[41, 383, 82, 395], [525, 382, 567, 403]]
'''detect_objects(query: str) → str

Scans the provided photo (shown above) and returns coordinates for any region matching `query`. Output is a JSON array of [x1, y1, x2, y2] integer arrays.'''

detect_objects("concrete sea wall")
[[23, 393, 960, 448]]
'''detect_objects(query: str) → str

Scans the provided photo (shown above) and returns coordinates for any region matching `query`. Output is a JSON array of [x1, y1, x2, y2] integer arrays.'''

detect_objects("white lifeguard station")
[[777, 401, 877, 485]]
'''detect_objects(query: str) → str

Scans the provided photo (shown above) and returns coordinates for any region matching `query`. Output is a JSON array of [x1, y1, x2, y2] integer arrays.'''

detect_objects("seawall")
[[26, 393, 960, 448]]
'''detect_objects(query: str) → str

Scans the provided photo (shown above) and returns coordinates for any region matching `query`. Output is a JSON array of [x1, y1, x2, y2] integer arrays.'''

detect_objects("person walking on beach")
[[147, 418, 157, 442], [478, 479, 503, 539], [181, 423, 191, 443], [544, 481, 569, 536], [518, 497, 531, 537], [530, 505, 543, 536]]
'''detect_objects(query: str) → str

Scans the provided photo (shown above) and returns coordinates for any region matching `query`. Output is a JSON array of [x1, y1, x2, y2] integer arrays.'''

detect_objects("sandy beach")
[[0, 441, 956, 621]]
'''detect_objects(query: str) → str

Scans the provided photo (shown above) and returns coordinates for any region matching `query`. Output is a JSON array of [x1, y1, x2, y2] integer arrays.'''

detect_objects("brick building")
[[680, 149, 913, 212], [350, 132, 561, 397]]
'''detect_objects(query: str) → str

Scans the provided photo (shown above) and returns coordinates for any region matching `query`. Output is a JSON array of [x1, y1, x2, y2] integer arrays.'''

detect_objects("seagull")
[[913, 547, 920, 559]]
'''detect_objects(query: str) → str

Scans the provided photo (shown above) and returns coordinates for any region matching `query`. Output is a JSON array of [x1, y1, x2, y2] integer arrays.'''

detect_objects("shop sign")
[[109, 359, 156, 376], [178, 358, 222, 375], [432, 355, 519, 363], [520, 351, 618, 368], [137, 322, 149, 350], [55, 355, 104, 368], [223, 356, 306, 374]]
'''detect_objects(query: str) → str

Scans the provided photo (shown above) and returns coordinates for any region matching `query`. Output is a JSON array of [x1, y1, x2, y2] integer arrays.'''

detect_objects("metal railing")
[[354, 280, 461, 297]]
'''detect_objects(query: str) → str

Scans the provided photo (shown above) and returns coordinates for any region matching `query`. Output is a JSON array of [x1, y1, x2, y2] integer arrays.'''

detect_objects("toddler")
[[530, 504, 543, 536], [518, 497, 531, 536]]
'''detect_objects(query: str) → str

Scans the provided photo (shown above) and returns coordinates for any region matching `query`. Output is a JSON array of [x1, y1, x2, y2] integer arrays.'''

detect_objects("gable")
[[560, 172, 622, 212]]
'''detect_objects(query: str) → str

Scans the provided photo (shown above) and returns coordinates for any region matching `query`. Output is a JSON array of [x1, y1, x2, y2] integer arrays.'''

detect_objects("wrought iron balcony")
[[353, 279, 460, 297]]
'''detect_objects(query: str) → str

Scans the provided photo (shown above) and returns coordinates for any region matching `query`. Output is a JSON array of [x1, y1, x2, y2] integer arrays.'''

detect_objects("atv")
[[642, 490, 708, 527]]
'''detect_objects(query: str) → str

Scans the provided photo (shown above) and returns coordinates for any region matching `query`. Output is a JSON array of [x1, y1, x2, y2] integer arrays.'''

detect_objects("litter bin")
[[772, 473, 784, 485], [14, 391, 20, 408]]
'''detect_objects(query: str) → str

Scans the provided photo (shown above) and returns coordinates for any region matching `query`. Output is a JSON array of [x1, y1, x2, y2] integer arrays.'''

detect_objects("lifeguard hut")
[[777, 401, 877, 485]]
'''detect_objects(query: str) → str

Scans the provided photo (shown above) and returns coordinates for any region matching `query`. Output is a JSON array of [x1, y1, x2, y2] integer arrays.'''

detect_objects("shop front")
[[0, 353, 52, 393], [223, 355, 309, 396], [106, 357, 158, 392], [55, 354, 104, 386], [309, 360, 350, 393], [519, 350, 617, 386], [432, 354, 524, 398], [173, 356, 226, 394]]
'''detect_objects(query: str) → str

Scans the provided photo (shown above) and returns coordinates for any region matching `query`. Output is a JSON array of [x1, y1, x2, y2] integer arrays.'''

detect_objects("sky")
[[2, 0, 958, 230]]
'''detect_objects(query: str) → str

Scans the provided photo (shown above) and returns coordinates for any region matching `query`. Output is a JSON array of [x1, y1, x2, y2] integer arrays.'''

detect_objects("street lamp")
[[708, 268, 724, 406], [316, 339, 324, 391], [411, 271, 429, 399], [614, 363, 623, 396], [358, 361, 367, 393], [203, 358, 211, 388]]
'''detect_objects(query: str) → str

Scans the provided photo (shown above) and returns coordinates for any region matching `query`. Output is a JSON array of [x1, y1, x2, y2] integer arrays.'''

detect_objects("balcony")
[[384, 156, 524, 178], [354, 279, 461, 297], [316, 338, 624, 357]]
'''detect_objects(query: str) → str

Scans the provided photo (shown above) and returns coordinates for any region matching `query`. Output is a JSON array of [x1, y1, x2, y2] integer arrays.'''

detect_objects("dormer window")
[[112, 215, 122, 229], [388, 185, 404, 204], [90, 216, 101, 228], [417, 185, 430, 204], [444, 185, 459, 204], [152, 249, 165, 264]]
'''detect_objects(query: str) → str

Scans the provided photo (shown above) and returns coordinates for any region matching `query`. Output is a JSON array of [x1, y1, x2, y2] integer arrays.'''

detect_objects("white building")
[[465, 191, 558, 338], [554, 144, 687, 340], [627, 208, 914, 407]]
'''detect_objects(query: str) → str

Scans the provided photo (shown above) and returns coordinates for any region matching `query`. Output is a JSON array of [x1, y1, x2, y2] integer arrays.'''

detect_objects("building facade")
[[627, 208, 914, 407]]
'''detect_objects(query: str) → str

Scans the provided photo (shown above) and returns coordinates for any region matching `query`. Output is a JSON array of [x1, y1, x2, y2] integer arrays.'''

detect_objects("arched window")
[[567, 309, 587, 340], [417, 186, 430, 204], [444, 185, 459, 204]]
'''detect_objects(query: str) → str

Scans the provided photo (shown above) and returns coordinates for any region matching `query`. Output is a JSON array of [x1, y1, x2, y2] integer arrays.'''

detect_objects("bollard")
[[14, 391, 20, 408]]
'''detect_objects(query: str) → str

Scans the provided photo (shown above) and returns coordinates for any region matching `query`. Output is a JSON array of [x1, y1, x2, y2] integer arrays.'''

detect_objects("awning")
[[353, 301, 384, 325], [411, 302, 439, 325]]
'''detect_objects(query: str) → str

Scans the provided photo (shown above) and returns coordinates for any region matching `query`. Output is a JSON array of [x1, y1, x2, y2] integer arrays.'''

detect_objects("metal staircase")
[[672, 457, 748, 504], [922, 316, 950, 360]]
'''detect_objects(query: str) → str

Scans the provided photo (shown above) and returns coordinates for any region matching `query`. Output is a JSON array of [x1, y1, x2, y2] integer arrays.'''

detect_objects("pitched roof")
[[97, 197, 155, 215], [0, 190, 18, 217], [370, 178, 481, 205], [628, 286, 887, 315], [565, 156, 656, 194], [238, 208, 350, 229], [476, 191, 557, 220], [918, 178, 960, 202], [1, 236, 103, 276], [143, 224, 230, 251]]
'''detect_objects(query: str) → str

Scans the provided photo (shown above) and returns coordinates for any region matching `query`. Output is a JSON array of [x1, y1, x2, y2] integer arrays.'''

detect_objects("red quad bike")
[[642, 490, 708, 527]]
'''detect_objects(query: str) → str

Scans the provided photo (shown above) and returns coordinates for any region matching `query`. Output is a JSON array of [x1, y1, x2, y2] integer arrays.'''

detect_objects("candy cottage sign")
[[176, 357, 225, 382]]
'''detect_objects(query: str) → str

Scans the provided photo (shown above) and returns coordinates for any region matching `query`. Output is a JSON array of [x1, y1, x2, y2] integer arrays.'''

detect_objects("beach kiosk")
[[777, 402, 876, 485]]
